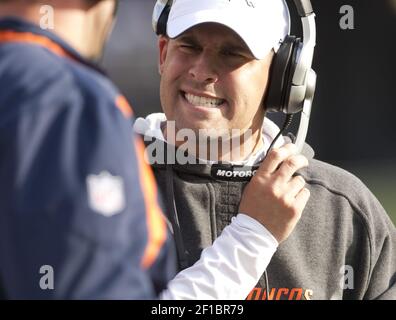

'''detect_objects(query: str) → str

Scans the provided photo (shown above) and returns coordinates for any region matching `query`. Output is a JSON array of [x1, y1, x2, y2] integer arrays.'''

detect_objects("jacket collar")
[[0, 17, 105, 74], [144, 134, 315, 181]]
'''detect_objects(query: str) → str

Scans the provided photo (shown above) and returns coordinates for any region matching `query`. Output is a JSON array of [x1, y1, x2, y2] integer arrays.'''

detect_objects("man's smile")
[[181, 90, 226, 109]]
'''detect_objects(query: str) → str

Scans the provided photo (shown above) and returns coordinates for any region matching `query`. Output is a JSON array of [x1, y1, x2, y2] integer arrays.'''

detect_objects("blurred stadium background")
[[103, 0, 396, 224]]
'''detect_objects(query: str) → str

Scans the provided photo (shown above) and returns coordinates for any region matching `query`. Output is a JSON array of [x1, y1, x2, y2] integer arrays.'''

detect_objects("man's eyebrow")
[[176, 35, 252, 56], [222, 43, 249, 52], [176, 35, 198, 44], [221, 42, 253, 57]]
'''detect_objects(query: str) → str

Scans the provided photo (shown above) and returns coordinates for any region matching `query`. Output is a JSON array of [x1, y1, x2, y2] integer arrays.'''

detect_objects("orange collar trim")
[[0, 30, 74, 60]]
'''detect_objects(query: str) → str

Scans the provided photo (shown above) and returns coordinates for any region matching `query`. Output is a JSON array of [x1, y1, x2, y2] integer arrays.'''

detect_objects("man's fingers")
[[275, 155, 309, 183], [294, 187, 311, 213], [259, 143, 298, 174], [285, 175, 306, 199]]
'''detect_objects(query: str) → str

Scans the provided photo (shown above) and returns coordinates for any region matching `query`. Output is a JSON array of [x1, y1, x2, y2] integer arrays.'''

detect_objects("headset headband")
[[293, 0, 313, 16]]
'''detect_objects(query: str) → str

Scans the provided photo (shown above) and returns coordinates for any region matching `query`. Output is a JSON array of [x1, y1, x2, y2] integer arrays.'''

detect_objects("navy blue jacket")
[[0, 18, 176, 299]]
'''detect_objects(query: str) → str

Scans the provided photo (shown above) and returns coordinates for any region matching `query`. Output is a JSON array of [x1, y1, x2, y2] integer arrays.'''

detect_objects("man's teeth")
[[185, 93, 223, 107]]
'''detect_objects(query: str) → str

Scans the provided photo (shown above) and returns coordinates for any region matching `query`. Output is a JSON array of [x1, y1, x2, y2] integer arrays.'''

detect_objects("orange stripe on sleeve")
[[115, 95, 133, 118], [134, 137, 167, 269], [0, 30, 72, 59]]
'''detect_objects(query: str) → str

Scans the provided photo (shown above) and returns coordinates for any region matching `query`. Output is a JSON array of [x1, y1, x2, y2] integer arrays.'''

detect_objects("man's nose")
[[188, 53, 219, 84]]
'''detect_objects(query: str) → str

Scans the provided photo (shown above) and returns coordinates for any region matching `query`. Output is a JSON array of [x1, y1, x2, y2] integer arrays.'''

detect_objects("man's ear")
[[158, 36, 169, 75]]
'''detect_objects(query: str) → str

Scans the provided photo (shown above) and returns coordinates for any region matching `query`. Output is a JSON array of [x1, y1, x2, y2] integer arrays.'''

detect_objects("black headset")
[[152, 0, 316, 117]]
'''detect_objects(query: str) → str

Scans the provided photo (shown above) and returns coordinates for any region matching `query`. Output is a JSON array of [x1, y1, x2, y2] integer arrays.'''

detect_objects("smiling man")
[[135, 0, 396, 299], [159, 22, 272, 141], [158, 23, 274, 162]]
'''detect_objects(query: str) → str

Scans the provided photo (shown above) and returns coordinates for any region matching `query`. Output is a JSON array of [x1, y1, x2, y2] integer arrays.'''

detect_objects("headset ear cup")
[[265, 36, 296, 113], [284, 39, 305, 114]]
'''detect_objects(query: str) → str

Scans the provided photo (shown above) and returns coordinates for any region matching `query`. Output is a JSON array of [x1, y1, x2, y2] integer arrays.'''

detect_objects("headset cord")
[[263, 113, 294, 300], [266, 114, 294, 155]]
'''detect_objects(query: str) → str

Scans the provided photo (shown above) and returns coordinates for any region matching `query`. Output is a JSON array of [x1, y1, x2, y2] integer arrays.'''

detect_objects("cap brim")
[[167, 10, 276, 59]]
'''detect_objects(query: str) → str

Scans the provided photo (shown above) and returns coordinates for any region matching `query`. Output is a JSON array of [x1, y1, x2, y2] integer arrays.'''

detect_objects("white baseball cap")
[[166, 0, 291, 59]]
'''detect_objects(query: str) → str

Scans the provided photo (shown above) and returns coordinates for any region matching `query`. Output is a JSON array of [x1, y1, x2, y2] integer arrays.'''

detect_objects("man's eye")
[[222, 50, 243, 58], [180, 44, 198, 52]]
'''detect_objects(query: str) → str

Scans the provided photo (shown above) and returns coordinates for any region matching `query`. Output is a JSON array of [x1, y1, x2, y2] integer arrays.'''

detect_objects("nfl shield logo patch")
[[87, 171, 126, 217]]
